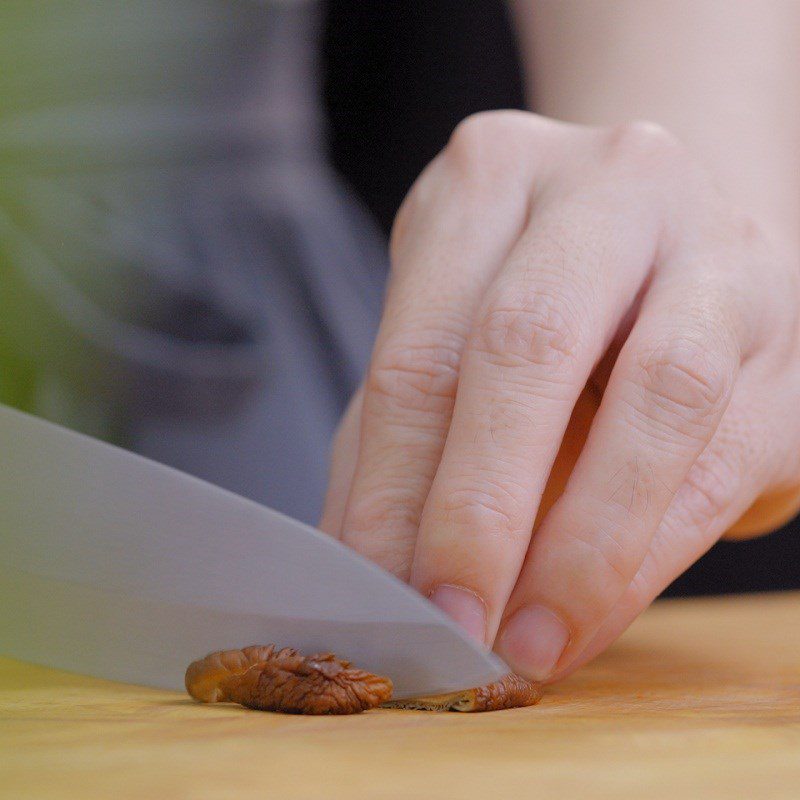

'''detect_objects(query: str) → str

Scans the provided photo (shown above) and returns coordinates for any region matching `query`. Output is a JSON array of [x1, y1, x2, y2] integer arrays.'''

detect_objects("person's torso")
[[0, 0, 387, 521]]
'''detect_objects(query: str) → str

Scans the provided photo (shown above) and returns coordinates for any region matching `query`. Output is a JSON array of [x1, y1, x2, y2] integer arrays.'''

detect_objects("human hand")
[[320, 112, 800, 682]]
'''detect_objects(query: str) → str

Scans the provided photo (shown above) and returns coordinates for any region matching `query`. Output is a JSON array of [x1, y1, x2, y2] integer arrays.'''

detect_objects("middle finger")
[[410, 182, 661, 643]]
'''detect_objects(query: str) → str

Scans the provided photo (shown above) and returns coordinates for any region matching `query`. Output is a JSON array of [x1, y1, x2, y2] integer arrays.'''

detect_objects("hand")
[[320, 112, 800, 682]]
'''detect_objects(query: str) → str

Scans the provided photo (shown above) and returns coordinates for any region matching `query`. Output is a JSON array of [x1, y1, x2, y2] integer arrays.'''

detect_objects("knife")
[[0, 403, 506, 699]]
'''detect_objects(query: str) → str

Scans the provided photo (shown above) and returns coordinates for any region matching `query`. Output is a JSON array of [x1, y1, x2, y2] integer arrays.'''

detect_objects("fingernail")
[[499, 605, 570, 681], [429, 584, 487, 645]]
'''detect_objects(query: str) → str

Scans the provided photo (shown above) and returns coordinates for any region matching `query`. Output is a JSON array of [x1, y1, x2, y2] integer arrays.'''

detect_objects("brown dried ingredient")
[[185, 645, 393, 715], [382, 673, 542, 712]]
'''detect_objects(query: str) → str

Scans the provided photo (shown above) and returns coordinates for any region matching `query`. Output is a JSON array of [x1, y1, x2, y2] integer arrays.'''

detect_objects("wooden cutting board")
[[2, 592, 799, 799]]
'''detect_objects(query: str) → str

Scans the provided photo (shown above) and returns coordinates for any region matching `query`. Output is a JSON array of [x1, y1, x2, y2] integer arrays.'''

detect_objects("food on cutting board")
[[382, 672, 542, 712], [185, 645, 393, 715], [185, 645, 542, 715]]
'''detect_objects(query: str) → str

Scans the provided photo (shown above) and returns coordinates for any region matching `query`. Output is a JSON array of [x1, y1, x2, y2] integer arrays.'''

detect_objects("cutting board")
[[2, 592, 799, 799]]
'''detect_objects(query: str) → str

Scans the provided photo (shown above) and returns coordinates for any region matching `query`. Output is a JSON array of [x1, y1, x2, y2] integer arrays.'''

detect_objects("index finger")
[[336, 115, 537, 578]]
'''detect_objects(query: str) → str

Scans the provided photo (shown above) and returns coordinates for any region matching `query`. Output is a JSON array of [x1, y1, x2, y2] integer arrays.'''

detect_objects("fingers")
[[408, 183, 661, 644], [335, 114, 539, 578], [495, 258, 759, 679], [549, 361, 793, 680]]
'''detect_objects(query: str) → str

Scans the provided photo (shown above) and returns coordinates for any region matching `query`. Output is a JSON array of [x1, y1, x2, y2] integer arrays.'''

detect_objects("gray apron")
[[0, 1, 387, 522]]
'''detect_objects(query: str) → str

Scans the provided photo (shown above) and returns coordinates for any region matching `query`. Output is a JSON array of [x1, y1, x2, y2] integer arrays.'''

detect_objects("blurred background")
[[0, 0, 796, 597]]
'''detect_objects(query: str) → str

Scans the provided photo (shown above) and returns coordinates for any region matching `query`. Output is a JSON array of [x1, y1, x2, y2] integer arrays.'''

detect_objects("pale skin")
[[320, 0, 800, 683]]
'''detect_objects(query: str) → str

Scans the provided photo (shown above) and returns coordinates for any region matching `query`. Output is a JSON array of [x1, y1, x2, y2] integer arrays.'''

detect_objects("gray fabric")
[[0, 1, 387, 523]]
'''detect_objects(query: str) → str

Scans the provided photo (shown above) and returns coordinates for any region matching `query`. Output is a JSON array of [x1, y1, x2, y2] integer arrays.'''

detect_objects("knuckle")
[[346, 488, 422, 540], [443, 111, 534, 189], [671, 414, 762, 533], [342, 486, 421, 579], [484, 396, 539, 443], [437, 478, 528, 545], [604, 120, 683, 165], [475, 283, 584, 374], [448, 111, 527, 155], [676, 451, 739, 531], [367, 335, 463, 416], [562, 520, 639, 590], [631, 336, 733, 438]]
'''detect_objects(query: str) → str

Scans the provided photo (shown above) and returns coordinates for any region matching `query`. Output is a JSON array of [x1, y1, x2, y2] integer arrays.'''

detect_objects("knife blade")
[[0, 404, 506, 698]]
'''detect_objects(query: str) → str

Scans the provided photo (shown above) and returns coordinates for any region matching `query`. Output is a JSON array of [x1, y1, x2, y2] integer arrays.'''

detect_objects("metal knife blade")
[[0, 404, 506, 698]]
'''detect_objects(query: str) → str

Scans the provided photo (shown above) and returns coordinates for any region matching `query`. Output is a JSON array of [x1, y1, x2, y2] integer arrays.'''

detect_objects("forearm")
[[512, 0, 800, 253]]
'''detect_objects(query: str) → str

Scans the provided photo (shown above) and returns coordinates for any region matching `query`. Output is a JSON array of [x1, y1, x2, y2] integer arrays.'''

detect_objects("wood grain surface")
[[2, 592, 799, 799]]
